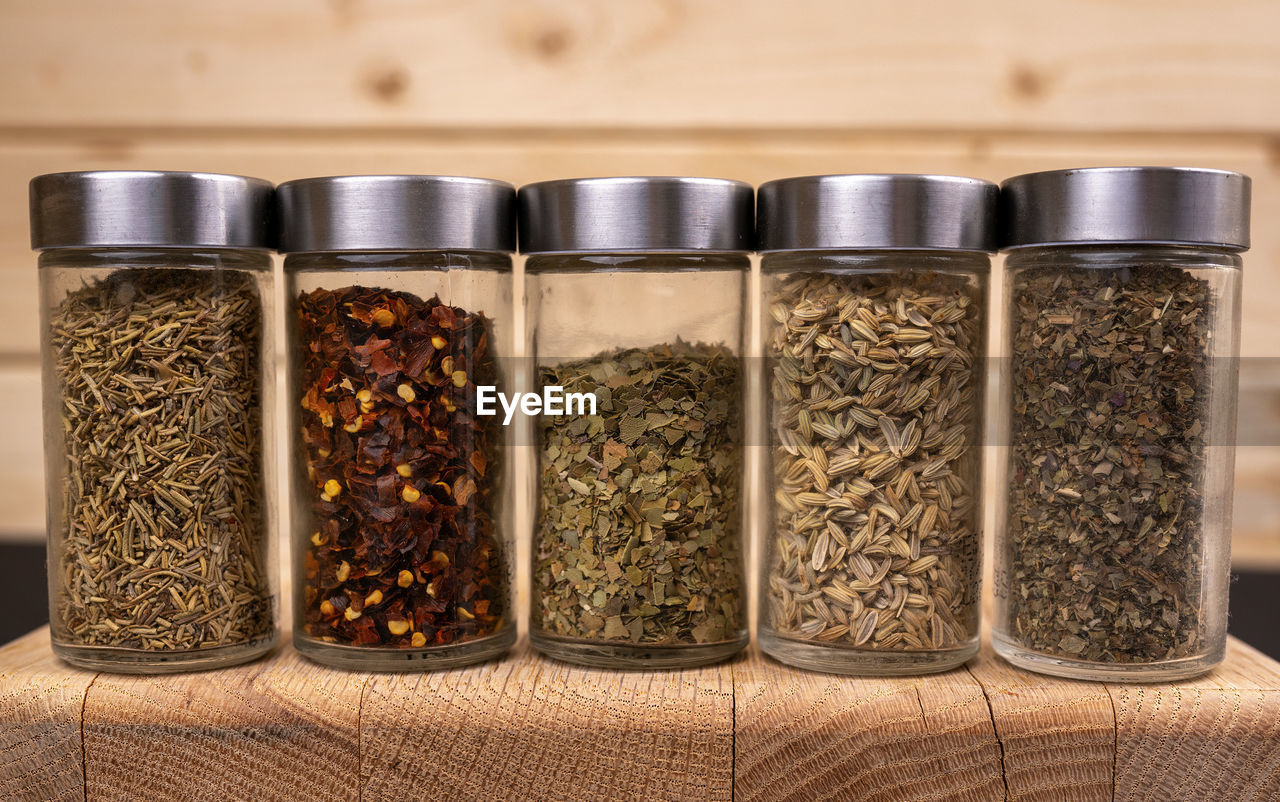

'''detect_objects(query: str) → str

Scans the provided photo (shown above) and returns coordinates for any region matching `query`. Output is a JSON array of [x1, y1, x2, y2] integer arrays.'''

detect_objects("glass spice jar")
[[520, 177, 752, 669], [31, 171, 279, 672], [994, 167, 1249, 681], [756, 175, 996, 675], [279, 175, 517, 671]]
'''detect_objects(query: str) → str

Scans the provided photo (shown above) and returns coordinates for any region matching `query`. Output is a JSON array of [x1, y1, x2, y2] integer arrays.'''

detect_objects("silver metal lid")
[[30, 171, 274, 250], [277, 175, 516, 254], [1000, 167, 1251, 250], [757, 174, 998, 253], [518, 177, 753, 253]]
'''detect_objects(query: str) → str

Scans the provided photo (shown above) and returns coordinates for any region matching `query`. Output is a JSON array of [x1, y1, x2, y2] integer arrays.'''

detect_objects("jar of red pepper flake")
[[278, 175, 517, 670]]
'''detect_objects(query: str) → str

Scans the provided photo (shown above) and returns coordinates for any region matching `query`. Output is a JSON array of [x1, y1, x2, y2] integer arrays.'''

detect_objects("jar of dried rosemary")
[[995, 167, 1249, 682], [278, 175, 516, 671], [31, 171, 278, 672], [756, 174, 996, 675], [520, 177, 751, 669]]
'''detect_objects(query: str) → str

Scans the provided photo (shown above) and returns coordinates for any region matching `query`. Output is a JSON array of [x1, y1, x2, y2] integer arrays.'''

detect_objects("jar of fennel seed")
[[756, 174, 995, 675], [278, 175, 517, 671], [30, 171, 278, 672], [995, 166, 1249, 682], [520, 177, 752, 669]]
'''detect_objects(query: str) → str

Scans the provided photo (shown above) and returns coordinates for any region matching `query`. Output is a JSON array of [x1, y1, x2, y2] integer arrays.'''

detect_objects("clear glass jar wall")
[[993, 245, 1241, 681], [758, 250, 988, 674], [286, 252, 516, 670], [526, 255, 750, 668], [39, 248, 279, 671]]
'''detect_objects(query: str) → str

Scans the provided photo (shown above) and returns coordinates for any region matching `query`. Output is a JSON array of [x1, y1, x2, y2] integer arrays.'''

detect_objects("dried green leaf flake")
[[534, 341, 744, 646]]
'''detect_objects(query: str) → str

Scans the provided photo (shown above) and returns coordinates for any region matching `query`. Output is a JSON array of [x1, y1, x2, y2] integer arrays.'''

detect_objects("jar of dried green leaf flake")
[[520, 177, 752, 669], [31, 171, 279, 672], [756, 174, 996, 675], [995, 167, 1249, 681]]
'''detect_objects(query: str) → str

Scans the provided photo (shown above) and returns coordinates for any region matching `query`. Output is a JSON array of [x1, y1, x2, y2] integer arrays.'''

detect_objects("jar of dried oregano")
[[520, 177, 752, 669], [756, 174, 996, 675], [278, 175, 517, 671], [31, 171, 278, 672], [995, 166, 1249, 681]]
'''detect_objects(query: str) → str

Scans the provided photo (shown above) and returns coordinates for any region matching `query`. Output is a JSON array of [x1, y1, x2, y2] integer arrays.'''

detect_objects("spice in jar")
[[50, 269, 273, 651], [533, 341, 744, 646], [1004, 266, 1211, 663], [766, 272, 982, 651], [296, 286, 507, 648]]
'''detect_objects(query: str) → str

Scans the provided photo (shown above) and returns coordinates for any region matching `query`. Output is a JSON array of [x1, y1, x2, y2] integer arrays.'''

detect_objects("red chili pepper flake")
[[296, 286, 507, 648]]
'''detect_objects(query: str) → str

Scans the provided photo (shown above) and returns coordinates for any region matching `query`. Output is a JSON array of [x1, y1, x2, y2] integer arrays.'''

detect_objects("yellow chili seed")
[[343, 607, 362, 621], [397, 570, 414, 588], [310, 531, 326, 546], [395, 463, 412, 478], [324, 479, 342, 498], [452, 370, 467, 388], [401, 485, 421, 503], [343, 419, 361, 433], [441, 356, 454, 375], [457, 607, 475, 620], [397, 383, 416, 402], [387, 618, 410, 636], [431, 335, 447, 349], [371, 308, 396, 327], [320, 600, 335, 616], [364, 589, 383, 606], [431, 550, 450, 566], [411, 632, 427, 647], [336, 560, 351, 583], [356, 389, 372, 404]]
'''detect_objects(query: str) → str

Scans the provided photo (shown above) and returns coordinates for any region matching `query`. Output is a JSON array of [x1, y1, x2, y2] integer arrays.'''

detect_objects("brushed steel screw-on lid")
[[277, 175, 516, 254], [1000, 167, 1251, 251], [517, 176, 754, 254], [757, 174, 998, 253], [30, 171, 275, 250]]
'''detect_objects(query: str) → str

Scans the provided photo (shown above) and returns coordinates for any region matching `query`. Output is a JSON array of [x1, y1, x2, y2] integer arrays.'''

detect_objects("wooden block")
[[965, 648, 1116, 800], [1109, 638, 1280, 800], [1, 628, 1280, 799], [0, 629, 93, 801], [734, 648, 1003, 801], [82, 643, 368, 802], [360, 643, 734, 800]]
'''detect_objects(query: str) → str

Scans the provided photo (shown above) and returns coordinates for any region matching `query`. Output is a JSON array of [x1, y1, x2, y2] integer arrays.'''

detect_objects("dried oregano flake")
[[534, 341, 744, 646], [1004, 266, 1210, 663]]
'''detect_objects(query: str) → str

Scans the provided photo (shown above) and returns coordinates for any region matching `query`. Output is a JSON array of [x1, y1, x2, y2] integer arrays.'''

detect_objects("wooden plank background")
[[0, 0, 1278, 574]]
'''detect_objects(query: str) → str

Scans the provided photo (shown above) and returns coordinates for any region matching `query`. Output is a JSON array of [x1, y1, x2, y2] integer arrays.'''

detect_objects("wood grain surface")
[[3, 628, 1279, 801], [2, 0, 1279, 131]]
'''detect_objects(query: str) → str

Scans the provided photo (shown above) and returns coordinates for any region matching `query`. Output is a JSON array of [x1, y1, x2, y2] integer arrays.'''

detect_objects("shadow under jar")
[[756, 175, 996, 675], [31, 171, 279, 672], [521, 177, 752, 669], [994, 167, 1249, 682], [279, 176, 517, 671]]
